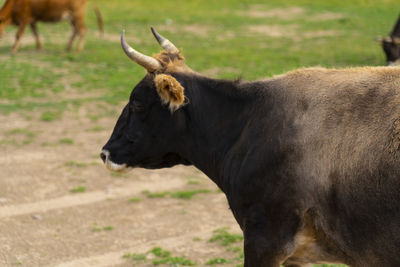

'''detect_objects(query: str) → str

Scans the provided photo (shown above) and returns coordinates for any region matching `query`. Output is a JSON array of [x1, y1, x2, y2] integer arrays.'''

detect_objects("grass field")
[[0, 0, 398, 266], [1, 0, 398, 115]]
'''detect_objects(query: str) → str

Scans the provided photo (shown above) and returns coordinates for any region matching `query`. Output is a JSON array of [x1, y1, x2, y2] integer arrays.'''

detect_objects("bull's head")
[[100, 28, 192, 171]]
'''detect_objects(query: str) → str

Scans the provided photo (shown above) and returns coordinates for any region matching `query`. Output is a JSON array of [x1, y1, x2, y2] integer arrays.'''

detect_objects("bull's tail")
[[93, 0, 103, 36]]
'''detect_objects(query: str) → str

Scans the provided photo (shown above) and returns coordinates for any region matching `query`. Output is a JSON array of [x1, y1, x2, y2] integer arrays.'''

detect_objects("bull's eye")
[[132, 100, 144, 113]]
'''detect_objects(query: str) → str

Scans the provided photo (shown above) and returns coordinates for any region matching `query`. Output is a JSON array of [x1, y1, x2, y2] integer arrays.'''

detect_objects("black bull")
[[101, 29, 400, 267]]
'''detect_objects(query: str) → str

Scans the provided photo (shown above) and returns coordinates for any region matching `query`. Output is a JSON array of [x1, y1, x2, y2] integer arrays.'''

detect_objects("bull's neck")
[[176, 73, 256, 190]]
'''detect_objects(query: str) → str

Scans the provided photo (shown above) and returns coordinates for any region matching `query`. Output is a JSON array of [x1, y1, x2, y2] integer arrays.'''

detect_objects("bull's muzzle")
[[100, 149, 130, 172]]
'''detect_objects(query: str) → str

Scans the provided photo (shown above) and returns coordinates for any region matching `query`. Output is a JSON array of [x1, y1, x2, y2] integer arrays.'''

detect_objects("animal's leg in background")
[[242, 204, 301, 267], [66, 21, 78, 51], [67, 17, 86, 52], [12, 20, 29, 53], [75, 17, 86, 52], [30, 22, 42, 51], [0, 18, 11, 38]]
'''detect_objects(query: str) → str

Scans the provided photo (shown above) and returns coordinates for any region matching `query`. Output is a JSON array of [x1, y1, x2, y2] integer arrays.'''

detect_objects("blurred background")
[[0, 0, 398, 266]]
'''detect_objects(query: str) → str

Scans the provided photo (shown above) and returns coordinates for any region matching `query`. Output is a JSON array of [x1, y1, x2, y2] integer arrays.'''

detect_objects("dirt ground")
[[0, 104, 242, 266]]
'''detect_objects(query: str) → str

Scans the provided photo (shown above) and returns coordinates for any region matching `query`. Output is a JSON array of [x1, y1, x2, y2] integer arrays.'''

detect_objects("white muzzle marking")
[[101, 149, 132, 172]]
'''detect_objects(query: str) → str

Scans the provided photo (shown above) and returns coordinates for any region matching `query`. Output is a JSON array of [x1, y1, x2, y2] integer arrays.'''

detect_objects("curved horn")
[[151, 27, 179, 53], [121, 30, 161, 71]]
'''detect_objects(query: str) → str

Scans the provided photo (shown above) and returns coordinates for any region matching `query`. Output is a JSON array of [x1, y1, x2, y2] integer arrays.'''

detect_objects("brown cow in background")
[[0, 0, 103, 53]]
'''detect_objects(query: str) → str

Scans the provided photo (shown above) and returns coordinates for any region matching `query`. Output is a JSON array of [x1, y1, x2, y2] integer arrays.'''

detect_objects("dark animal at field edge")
[[0, 0, 103, 53], [380, 14, 400, 65], [101, 28, 400, 267]]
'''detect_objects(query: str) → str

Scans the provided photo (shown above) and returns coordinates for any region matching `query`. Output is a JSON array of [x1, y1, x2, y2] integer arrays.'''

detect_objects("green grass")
[[209, 228, 244, 247], [205, 228, 244, 266], [170, 189, 211, 199], [64, 161, 89, 168], [150, 247, 171, 258], [4, 128, 37, 145], [40, 110, 62, 122], [92, 225, 114, 232], [64, 161, 99, 168], [145, 191, 169, 198], [0, 139, 18, 146], [150, 247, 196, 266], [123, 247, 196, 266], [123, 252, 147, 261], [142, 189, 211, 199], [58, 138, 74, 144], [110, 171, 129, 178], [7, 128, 36, 138], [70, 186, 86, 193], [227, 246, 242, 253], [86, 126, 106, 132], [128, 197, 142, 203], [0, 0, 397, 116], [206, 258, 229, 265]]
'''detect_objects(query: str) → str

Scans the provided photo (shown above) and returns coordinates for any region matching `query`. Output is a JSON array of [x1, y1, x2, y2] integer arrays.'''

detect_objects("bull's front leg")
[[241, 203, 302, 267]]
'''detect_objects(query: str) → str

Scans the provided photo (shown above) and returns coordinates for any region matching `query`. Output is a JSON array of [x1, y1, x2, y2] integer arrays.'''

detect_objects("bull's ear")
[[154, 74, 185, 112]]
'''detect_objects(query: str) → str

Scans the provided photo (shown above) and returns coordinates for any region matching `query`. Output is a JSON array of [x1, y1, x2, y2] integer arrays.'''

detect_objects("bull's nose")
[[100, 149, 110, 163]]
